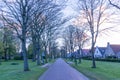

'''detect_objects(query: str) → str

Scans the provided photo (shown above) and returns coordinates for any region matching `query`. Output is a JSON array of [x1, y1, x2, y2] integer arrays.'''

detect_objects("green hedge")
[[14, 56, 23, 60], [82, 56, 120, 62]]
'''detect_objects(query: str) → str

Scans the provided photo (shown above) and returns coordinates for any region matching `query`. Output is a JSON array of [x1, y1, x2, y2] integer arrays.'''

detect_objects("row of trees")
[[77, 0, 120, 68], [60, 0, 110, 67], [0, 27, 16, 63], [61, 24, 89, 65], [0, 0, 119, 71], [0, 0, 67, 71], [61, 0, 120, 68], [76, 0, 110, 68]]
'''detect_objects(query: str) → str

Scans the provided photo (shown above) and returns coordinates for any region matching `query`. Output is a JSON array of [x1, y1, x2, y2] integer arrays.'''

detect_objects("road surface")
[[39, 58, 89, 80]]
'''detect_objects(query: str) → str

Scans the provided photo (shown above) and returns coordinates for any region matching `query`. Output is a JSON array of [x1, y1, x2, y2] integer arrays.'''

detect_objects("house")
[[82, 49, 90, 57], [67, 53, 71, 58], [94, 46, 106, 58], [94, 42, 120, 58], [108, 44, 120, 58], [82, 42, 120, 59], [104, 42, 120, 58], [116, 52, 120, 58]]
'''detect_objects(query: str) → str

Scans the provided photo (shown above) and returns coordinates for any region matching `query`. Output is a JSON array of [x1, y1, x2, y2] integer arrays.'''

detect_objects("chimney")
[[107, 42, 110, 46]]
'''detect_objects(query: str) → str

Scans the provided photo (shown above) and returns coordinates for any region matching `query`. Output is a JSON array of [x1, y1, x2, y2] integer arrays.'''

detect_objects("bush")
[[106, 56, 117, 59], [82, 56, 92, 60], [11, 63, 19, 65], [14, 56, 23, 60], [28, 54, 33, 59], [83, 57, 120, 62]]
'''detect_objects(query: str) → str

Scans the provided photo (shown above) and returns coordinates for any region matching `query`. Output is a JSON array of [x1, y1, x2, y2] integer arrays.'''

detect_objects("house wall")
[[116, 52, 120, 58], [104, 43, 115, 57], [94, 47, 102, 58]]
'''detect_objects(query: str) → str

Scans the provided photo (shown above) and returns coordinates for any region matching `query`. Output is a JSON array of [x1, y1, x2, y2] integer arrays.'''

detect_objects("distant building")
[[82, 49, 91, 57], [77, 42, 120, 59], [94, 46, 106, 58], [103, 42, 120, 58]]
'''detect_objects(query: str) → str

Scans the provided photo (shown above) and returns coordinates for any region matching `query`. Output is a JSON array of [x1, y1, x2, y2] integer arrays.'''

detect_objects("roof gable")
[[98, 47, 106, 54]]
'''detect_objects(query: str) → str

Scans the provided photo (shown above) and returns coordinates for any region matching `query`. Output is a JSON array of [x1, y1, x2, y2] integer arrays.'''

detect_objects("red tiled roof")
[[110, 45, 120, 54]]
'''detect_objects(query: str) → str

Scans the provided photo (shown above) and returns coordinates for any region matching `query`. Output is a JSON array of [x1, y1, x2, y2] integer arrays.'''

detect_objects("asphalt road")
[[39, 58, 89, 80]]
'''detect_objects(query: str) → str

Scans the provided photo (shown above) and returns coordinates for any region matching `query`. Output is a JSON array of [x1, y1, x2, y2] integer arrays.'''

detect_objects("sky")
[[62, 0, 120, 48], [1, 0, 120, 49]]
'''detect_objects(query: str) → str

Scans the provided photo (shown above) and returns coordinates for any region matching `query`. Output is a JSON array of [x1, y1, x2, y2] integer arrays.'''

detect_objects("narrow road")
[[39, 58, 89, 80]]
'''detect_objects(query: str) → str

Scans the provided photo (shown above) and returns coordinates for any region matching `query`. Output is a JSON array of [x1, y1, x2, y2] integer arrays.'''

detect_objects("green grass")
[[69, 60, 120, 80], [0, 60, 46, 80]]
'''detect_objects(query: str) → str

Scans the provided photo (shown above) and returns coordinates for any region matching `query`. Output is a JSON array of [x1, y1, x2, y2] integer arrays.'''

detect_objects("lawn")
[[69, 60, 120, 80], [0, 60, 46, 80]]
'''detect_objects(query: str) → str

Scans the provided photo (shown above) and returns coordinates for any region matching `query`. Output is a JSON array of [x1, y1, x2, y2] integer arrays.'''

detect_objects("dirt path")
[[39, 58, 89, 80]]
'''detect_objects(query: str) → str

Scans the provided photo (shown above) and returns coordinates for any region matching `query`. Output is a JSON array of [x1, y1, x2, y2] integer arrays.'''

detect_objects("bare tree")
[[68, 25, 76, 53], [61, 25, 76, 61], [29, 0, 67, 64], [1, 0, 33, 71], [1, 0, 50, 71], [74, 26, 89, 63], [77, 0, 109, 68]]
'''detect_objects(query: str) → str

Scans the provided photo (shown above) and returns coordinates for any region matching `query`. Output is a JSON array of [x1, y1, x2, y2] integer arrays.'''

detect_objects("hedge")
[[82, 56, 120, 62]]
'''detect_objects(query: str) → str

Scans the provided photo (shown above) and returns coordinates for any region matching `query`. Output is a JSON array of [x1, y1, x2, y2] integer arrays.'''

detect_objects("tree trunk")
[[45, 46, 48, 63], [8, 48, 11, 60], [8, 53, 11, 60], [91, 37, 96, 68], [32, 40, 37, 62], [4, 48, 7, 61], [78, 53, 81, 63], [0, 56, 1, 65], [22, 39, 30, 71], [31, 32, 37, 62], [78, 46, 81, 63], [49, 47, 52, 61], [36, 43, 41, 65], [32, 47, 36, 62], [36, 51, 40, 65], [91, 51, 96, 68], [74, 55, 77, 66]]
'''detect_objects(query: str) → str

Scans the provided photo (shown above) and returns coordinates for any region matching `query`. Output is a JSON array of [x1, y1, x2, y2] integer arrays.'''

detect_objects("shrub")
[[106, 56, 117, 59], [83, 57, 120, 62], [11, 63, 19, 65], [14, 56, 23, 60], [28, 54, 33, 59], [82, 56, 92, 60]]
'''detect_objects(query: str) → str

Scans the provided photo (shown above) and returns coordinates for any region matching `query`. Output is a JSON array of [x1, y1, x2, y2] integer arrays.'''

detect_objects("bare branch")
[[108, 0, 120, 9]]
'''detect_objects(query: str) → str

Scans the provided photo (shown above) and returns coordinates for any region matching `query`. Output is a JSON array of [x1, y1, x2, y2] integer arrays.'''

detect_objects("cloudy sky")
[[63, 0, 120, 48]]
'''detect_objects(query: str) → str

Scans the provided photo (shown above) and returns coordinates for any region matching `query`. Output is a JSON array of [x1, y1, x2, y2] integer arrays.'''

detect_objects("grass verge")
[[68, 59, 120, 80], [0, 60, 46, 80]]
